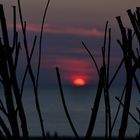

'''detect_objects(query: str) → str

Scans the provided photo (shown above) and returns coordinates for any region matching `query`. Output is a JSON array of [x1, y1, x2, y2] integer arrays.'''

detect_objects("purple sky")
[[1, 0, 140, 86]]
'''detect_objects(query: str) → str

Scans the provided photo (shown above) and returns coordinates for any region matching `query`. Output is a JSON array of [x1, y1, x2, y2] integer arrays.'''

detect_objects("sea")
[[0, 85, 140, 137]]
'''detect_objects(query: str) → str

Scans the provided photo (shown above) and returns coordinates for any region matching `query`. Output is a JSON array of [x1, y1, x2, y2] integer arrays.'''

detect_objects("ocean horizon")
[[0, 85, 139, 137]]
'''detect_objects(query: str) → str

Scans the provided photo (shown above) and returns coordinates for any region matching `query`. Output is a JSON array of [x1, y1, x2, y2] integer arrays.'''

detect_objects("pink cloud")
[[9, 23, 104, 37], [42, 54, 98, 84]]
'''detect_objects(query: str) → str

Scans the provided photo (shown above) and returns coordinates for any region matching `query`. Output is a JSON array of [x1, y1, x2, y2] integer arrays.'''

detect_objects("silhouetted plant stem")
[[134, 74, 140, 94], [9, 5, 19, 71], [35, 1, 50, 137], [0, 4, 23, 138], [127, 9, 140, 44], [102, 48, 108, 139], [85, 66, 104, 140], [102, 22, 108, 139], [111, 85, 126, 132], [136, 107, 140, 137], [0, 99, 8, 117], [36, 0, 50, 89], [116, 16, 133, 140], [82, 41, 100, 76], [103, 21, 108, 54], [12, 6, 16, 50], [106, 28, 112, 139], [14, 41, 20, 70], [107, 28, 111, 84], [118, 58, 133, 139], [0, 51, 20, 137], [20, 36, 37, 97], [8, 49, 29, 139], [0, 116, 11, 138], [116, 97, 140, 125], [56, 67, 79, 140], [3, 6, 29, 139], [132, 57, 140, 72], [108, 57, 124, 88], [17, 0, 51, 138], [102, 21, 112, 139], [83, 22, 113, 139], [36, 0, 50, 137]]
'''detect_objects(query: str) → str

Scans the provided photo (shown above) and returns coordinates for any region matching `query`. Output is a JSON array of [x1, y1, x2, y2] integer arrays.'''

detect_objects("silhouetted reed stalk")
[[136, 108, 140, 136], [85, 66, 104, 140], [0, 0, 50, 139], [0, 4, 28, 139], [117, 18, 133, 140], [82, 22, 113, 140], [36, 0, 50, 136], [101, 21, 112, 139], [107, 28, 112, 139], [0, 116, 11, 138], [82, 41, 100, 76], [108, 57, 124, 88], [116, 97, 140, 125], [111, 85, 126, 133], [20, 36, 37, 97], [127, 8, 140, 44], [17, 0, 50, 138], [18, 0, 43, 137], [81, 42, 104, 139], [56, 67, 80, 140], [117, 10, 140, 139], [82, 29, 125, 139]]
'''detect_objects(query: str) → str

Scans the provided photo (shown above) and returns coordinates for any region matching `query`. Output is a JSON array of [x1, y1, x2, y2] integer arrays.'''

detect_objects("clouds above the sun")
[[8, 23, 104, 38], [45, 55, 96, 84]]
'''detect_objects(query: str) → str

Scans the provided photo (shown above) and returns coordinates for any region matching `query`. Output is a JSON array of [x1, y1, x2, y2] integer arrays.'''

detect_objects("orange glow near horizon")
[[73, 78, 86, 86]]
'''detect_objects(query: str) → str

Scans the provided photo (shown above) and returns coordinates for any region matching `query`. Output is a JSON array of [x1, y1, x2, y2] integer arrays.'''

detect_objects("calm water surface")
[[0, 86, 140, 137]]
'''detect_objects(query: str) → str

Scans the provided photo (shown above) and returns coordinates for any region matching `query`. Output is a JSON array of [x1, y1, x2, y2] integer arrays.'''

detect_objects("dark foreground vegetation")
[[1, 136, 140, 140], [0, 0, 140, 140], [27, 137, 139, 140]]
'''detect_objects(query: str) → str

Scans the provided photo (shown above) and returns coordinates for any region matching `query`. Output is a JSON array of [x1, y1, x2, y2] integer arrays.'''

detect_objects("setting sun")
[[73, 78, 86, 86]]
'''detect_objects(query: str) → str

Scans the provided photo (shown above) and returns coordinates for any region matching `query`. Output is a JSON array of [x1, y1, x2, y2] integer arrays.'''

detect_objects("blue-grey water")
[[0, 85, 140, 137]]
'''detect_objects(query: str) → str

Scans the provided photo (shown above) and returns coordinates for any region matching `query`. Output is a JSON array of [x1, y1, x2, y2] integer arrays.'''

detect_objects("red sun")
[[73, 78, 86, 86]]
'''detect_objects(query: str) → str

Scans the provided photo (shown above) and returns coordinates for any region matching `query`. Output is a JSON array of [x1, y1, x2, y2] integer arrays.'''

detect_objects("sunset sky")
[[1, 0, 140, 87]]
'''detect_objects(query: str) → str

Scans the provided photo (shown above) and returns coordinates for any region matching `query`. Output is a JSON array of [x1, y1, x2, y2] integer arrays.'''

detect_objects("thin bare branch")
[[108, 57, 124, 88], [116, 97, 140, 125], [85, 66, 104, 140], [17, 0, 46, 137], [103, 21, 109, 54], [36, 0, 50, 89], [20, 36, 37, 97], [11, 6, 16, 51], [0, 116, 11, 138], [127, 9, 140, 44], [82, 41, 100, 76], [0, 99, 8, 117], [35, 0, 50, 137], [56, 67, 79, 140], [134, 74, 140, 94], [107, 28, 111, 84], [14, 42, 20, 71], [111, 85, 126, 131]]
